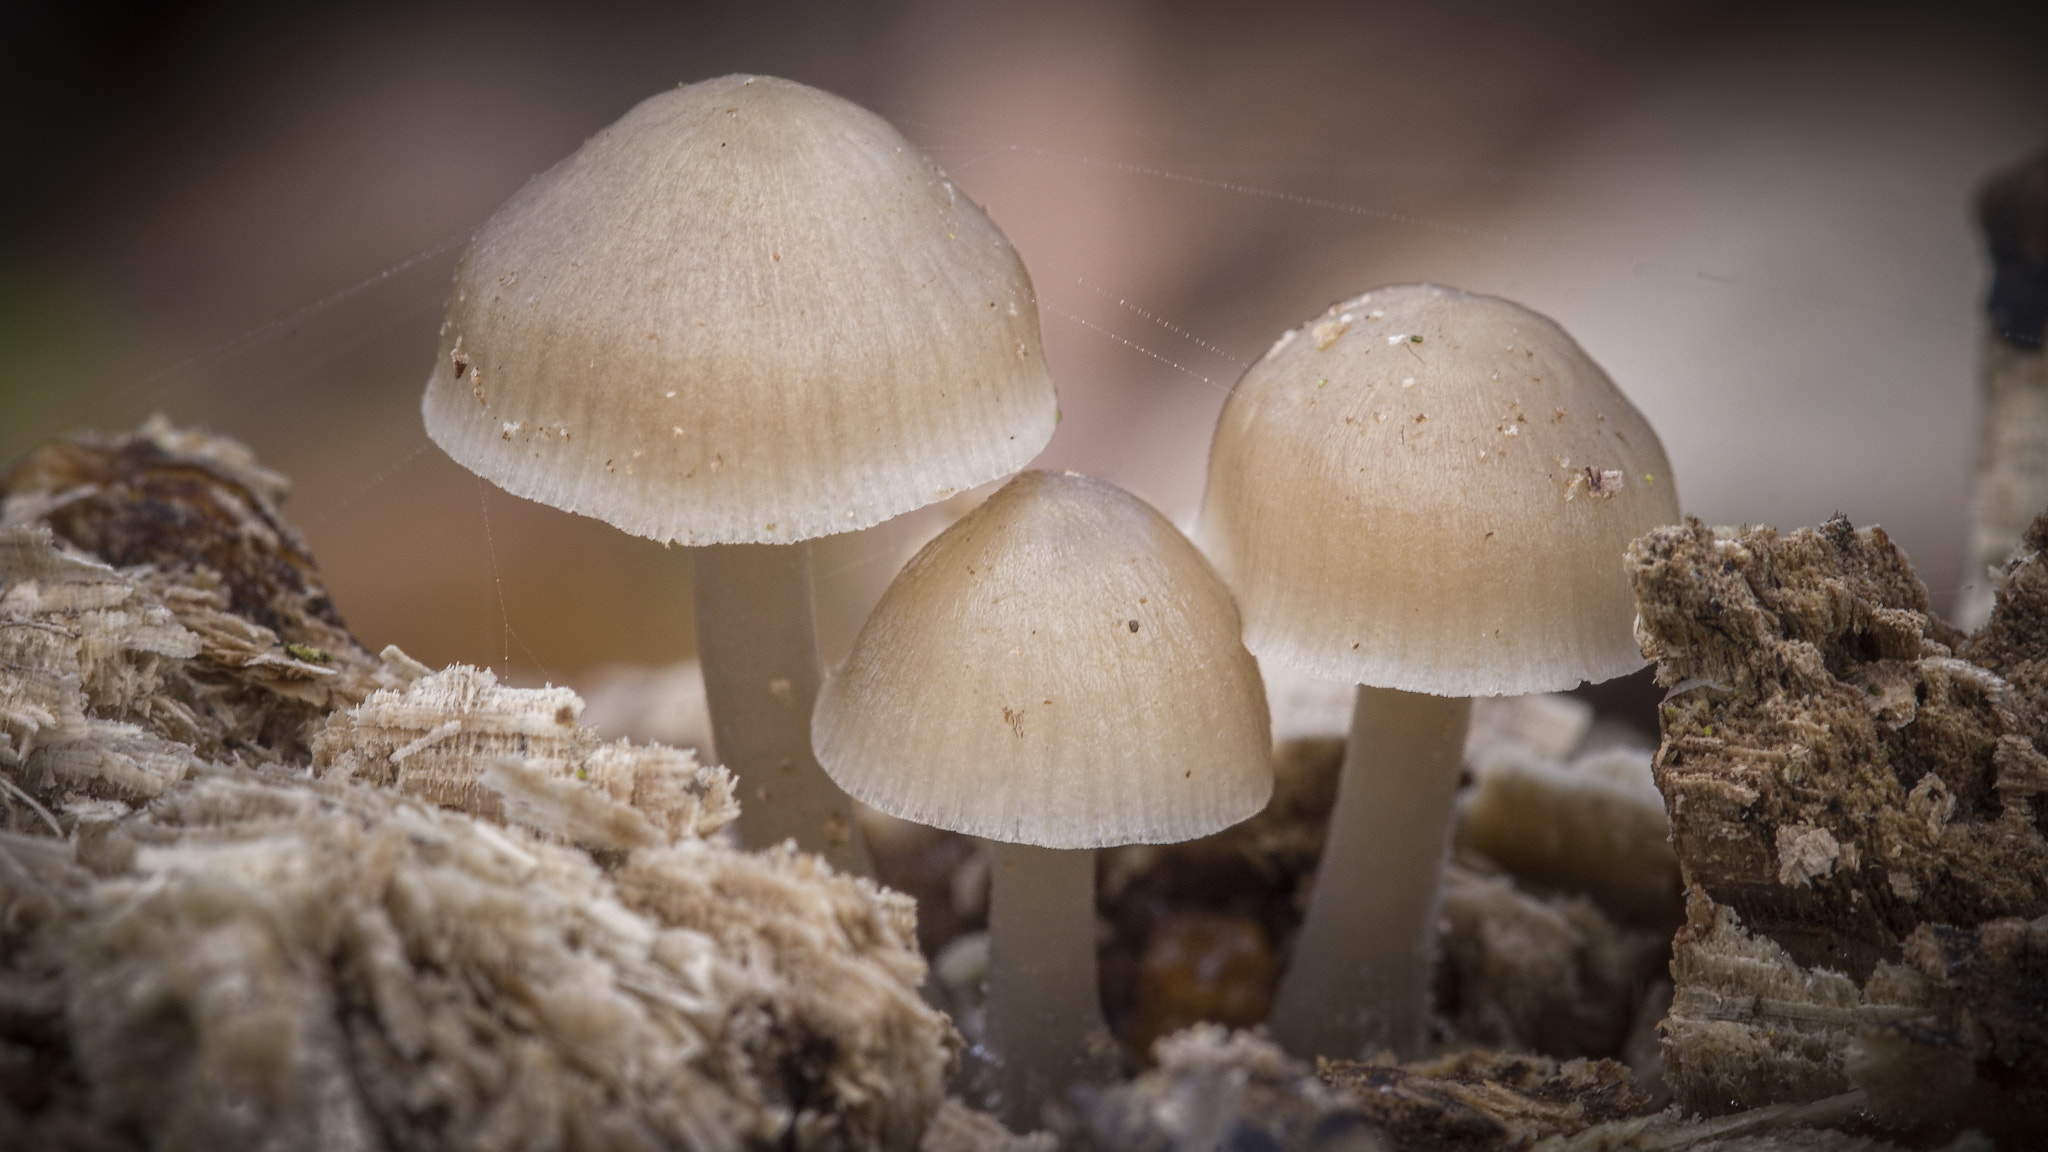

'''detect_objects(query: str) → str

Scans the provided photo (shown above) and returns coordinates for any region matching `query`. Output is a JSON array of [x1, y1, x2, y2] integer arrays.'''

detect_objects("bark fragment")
[[1629, 514, 2048, 1139]]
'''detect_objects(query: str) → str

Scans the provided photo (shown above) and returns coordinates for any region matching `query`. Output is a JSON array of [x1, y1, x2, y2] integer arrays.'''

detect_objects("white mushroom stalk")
[[986, 840, 1108, 1127], [1267, 686, 1469, 1057], [419, 75, 1057, 872], [1200, 284, 1680, 1059], [690, 541, 858, 863], [814, 471, 1271, 1130]]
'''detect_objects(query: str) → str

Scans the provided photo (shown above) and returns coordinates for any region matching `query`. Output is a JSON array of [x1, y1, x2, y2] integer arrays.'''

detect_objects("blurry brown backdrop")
[[5, 0, 2044, 687]]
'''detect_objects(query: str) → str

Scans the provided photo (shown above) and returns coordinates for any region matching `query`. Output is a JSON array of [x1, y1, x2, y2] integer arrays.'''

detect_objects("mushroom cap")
[[1199, 284, 1679, 697], [814, 471, 1273, 849], [422, 74, 1057, 545]]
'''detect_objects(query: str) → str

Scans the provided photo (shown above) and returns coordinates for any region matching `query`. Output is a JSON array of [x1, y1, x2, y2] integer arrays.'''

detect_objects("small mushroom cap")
[[1199, 284, 1680, 697], [814, 471, 1273, 849], [423, 74, 1057, 545]]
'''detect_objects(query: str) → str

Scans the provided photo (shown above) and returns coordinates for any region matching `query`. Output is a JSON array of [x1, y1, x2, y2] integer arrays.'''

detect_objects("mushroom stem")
[[1268, 686, 1471, 1060], [986, 839, 1113, 1132], [691, 540, 870, 875]]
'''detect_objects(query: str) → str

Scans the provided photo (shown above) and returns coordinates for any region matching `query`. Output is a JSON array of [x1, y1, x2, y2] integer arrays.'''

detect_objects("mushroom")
[[422, 75, 1057, 872], [1198, 283, 1679, 1059], [814, 470, 1271, 1129]]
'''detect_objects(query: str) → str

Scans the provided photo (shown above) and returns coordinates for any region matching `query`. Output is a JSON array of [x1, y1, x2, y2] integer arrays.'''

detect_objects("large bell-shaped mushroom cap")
[[815, 471, 1272, 849], [423, 74, 1057, 545], [1200, 284, 1680, 697]]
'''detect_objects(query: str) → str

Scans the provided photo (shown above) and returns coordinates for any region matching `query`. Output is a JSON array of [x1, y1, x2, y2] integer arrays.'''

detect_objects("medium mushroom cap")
[[1199, 284, 1679, 697], [814, 471, 1272, 849], [423, 74, 1057, 545]]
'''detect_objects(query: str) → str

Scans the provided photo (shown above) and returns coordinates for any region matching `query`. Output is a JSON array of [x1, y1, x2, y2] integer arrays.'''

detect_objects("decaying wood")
[[0, 423, 957, 1151], [10, 419, 2038, 1149], [1629, 514, 2048, 1142]]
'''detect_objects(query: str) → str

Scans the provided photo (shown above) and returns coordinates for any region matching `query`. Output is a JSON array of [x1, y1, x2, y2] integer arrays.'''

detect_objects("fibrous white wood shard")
[[1, 444, 956, 1152]]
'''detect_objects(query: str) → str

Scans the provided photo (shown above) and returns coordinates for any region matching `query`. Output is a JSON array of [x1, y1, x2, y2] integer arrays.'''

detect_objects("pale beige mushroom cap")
[[815, 471, 1272, 849], [1199, 284, 1679, 697], [423, 75, 1057, 545]]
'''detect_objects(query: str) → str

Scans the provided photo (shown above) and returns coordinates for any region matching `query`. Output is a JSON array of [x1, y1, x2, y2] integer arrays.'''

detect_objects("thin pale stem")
[[691, 540, 870, 875], [987, 840, 1113, 1133], [1267, 685, 1471, 1060]]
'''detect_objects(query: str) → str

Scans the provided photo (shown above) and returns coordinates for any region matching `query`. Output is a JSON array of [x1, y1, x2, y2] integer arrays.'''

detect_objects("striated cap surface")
[[423, 74, 1057, 544], [1199, 284, 1679, 697], [815, 471, 1272, 848]]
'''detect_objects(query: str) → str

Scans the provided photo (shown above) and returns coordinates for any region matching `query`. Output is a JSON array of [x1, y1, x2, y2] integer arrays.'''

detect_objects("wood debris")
[[1628, 514, 2048, 1144], [0, 422, 957, 1151]]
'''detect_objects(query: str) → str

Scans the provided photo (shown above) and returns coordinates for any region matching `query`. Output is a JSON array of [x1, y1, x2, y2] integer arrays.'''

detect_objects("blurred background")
[[4, 0, 2044, 688]]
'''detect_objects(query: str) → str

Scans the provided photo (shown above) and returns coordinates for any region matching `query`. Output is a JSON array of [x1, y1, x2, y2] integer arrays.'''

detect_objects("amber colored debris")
[[1126, 908, 1279, 1055], [1095, 731, 1334, 1050], [1628, 514, 2048, 1138]]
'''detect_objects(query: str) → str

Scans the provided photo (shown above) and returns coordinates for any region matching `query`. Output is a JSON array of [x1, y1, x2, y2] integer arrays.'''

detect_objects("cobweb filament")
[[97, 233, 466, 415], [1038, 301, 1230, 392], [1071, 274, 1250, 369], [474, 476, 552, 682], [311, 439, 433, 530]]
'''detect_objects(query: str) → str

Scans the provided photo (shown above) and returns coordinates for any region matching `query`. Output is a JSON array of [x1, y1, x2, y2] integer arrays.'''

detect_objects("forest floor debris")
[[1, 422, 956, 1151], [5, 420, 2042, 1149], [1629, 515, 2048, 1147]]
